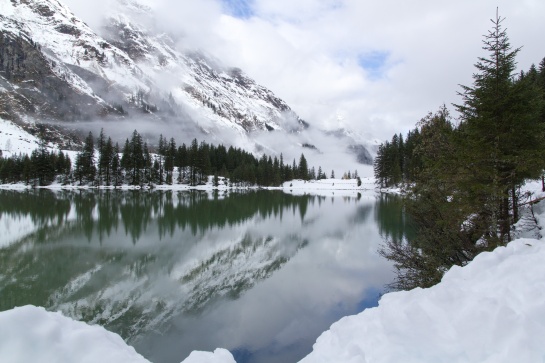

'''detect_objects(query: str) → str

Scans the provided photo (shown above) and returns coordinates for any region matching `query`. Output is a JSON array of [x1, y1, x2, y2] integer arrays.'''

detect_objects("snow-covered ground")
[[0, 119, 42, 157], [1, 183, 545, 362], [280, 177, 375, 197]]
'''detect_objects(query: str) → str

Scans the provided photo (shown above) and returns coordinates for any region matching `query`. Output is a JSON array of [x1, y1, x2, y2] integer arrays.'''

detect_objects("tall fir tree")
[[455, 11, 545, 243], [75, 132, 96, 185]]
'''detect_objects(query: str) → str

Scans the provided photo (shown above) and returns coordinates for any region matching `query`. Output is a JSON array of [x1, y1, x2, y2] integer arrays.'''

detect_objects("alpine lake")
[[0, 188, 409, 363]]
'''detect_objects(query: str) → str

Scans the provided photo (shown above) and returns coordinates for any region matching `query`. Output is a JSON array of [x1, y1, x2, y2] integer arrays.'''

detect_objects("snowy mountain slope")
[[102, 0, 308, 134], [0, 0, 376, 170], [0, 0, 304, 132], [0, 117, 41, 156], [0, 0, 149, 121]]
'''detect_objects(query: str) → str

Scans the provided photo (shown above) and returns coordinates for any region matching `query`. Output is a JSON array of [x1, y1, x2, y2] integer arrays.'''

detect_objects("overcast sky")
[[65, 0, 545, 141]]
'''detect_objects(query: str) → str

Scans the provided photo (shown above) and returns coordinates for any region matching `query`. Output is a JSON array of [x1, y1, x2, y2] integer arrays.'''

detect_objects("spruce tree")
[[111, 143, 122, 187], [455, 11, 545, 243], [97, 129, 106, 183], [75, 132, 96, 185]]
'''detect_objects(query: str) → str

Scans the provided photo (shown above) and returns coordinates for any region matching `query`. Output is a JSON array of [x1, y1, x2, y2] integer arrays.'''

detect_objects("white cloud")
[[63, 0, 545, 141]]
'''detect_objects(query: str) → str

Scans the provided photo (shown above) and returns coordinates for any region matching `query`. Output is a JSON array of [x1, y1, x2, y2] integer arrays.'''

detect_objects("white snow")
[[301, 238, 545, 363], [281, 177, 375, 197], [0, 305, 150, 363], [0, 118, 41, 157], [0, 305, 235, 363], [182, 349, 237, 363]]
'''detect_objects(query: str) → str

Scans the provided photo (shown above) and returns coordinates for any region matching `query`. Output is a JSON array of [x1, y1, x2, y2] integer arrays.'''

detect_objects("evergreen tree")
[[121, 130, 145, 185], [31, 140, 55, 186], [176, 144, 189, 182], [75, 132, 96, 185], [297, 154, 307, 180], [198, 141, 211, 183], [143, 142, 152, 186], [157, 134, 165, 184], [189, 138, 199, 185], [96, 128, 106, 183], [165, 138, 176, 184], [455, 12, 545, 243], [98, 135, 114, 186], [111, 143, 122, 187]]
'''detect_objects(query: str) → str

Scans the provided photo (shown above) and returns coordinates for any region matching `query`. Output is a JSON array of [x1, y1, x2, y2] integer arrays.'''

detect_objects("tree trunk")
[[499, 193, 511, 243], [505, 195, 511, 242], [511, 186, 518, 223]]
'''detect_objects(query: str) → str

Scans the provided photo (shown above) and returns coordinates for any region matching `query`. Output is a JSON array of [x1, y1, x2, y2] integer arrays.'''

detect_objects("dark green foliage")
[[74, 132, 96, 185], [377, 13, 545, 290], [1, 127, 317, 188], [31, 140, 56, 186], [121, 130, 146, 186], [455, 13, 545, 243], [374, 128, 422, 188], [0, 146, 70, 186]]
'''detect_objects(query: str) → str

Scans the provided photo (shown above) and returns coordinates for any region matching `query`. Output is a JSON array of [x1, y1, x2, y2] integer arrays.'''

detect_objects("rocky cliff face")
[[0, 0, 305, 133]]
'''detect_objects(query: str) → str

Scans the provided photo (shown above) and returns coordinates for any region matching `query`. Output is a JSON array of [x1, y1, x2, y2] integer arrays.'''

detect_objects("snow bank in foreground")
[[182, 349, 236, 363], [300, 238, 545, 363], [0, 306, 150, 363], [0, 305, 236, 363]]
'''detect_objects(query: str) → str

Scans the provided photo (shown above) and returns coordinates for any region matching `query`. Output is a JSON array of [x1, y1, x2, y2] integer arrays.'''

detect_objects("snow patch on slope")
[[0, 118, 41, 157]]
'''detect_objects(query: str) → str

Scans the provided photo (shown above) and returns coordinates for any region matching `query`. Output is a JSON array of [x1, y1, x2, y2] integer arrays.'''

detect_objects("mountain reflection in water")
[[0, 189, 399, 363]]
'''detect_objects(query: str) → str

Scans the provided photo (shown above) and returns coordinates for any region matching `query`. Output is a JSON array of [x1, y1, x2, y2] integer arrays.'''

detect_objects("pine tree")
[[96, 128, 106, 184], [165, 138, 176, 184], [189, 138, 199, 185], [75, 132, 96, 185], [157, 134, 165, 184], [111, 143, 122, 187], [176, 144, 188, 182], [455, 11, 545, 243], [298, 154, 309, 180], [31, 140, 55, 186]]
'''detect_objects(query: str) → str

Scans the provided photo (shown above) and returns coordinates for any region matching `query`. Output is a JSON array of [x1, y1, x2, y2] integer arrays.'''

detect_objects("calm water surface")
[[0, 189, 405, 363]]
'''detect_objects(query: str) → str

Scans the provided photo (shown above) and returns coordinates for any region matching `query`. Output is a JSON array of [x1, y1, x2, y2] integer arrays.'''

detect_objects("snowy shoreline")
[[0, 177, 378, 198]]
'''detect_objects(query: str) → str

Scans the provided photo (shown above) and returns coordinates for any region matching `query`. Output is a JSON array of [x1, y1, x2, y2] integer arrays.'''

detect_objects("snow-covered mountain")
[[0, 0, 375, 168]]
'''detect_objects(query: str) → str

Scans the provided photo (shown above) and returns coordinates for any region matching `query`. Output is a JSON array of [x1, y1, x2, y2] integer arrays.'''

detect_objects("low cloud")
[[63, 0, 545, 143]]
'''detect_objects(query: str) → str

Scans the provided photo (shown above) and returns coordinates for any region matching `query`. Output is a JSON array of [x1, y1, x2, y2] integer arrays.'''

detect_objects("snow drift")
[[300, 238, 545, 363]]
